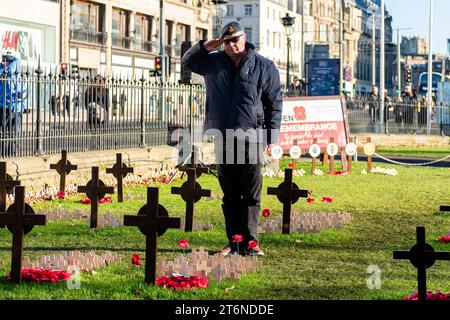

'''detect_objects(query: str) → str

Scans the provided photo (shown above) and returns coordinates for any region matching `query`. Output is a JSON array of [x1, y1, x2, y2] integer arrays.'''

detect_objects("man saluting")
[[182, 22, 282, 256]]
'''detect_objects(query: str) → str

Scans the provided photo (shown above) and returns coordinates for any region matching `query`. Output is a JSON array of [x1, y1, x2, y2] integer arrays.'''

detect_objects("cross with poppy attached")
[[106, 153, 133, 203], [0, 186, 46, 283], [124, 187, 180, 284], [267, 168, 308, 234], [77, 167, 114, 228], [0, 162, 21, 228], [393, 226, 450, 301], [171, 168, 211, 232], [50, 150, 77, 194]]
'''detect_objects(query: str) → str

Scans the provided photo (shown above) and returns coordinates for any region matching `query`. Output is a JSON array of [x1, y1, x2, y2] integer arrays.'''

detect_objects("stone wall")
[[3, 134, 448, 191]]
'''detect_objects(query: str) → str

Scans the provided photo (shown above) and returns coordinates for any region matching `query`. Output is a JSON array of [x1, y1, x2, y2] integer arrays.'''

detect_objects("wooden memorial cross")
[[124, 187, 180, 284], [0, 186, 46, 283], [171, 168, 211, 232], [50, 150, 78, 193], [267, 168, 308, 234], [77, 167, 114, 228], [0, 162, 21, 228], [106, 153, 134, 202], [393, 226, 450, 300], [177, 163, 209, 179]]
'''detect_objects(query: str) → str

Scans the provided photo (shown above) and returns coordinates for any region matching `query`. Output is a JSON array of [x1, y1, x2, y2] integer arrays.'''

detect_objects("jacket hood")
[[1, 58, 20, 73]]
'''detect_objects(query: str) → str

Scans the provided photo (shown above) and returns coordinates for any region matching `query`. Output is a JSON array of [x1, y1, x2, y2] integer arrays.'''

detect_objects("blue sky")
[[385, 0, 450, 54]]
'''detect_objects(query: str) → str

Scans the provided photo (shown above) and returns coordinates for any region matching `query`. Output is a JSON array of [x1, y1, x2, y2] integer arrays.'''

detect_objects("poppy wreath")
[[404, 290, 450, 301], [156, 274, 208, 290], [9, 269, 71, 283]]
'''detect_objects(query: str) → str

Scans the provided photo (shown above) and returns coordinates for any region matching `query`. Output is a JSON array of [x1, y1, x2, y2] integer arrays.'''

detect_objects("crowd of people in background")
[[345, 84, 440, 126]]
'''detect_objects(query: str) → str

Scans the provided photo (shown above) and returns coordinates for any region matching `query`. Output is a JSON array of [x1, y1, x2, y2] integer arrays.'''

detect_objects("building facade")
[[0, 0, 60, 70], [355, 0, 396, 94], [64, 0, 213, 80], [401, 36, 427, 56], [1, 0, 214, 80]]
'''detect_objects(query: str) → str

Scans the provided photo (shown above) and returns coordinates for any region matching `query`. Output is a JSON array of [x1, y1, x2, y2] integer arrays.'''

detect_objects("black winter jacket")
[[181, 41, 282, 144]]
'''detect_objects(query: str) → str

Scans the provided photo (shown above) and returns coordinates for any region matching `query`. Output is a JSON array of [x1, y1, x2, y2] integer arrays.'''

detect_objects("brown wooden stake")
[[347, 137, 353, 174], [171, 168, 211, 232], [329, 137, 335, 172], [77, 167, 114, 228], [0, 186, 46, 283], [367, 137, 373, 172], [106, 153, 134, 202], [50, 150, 78, 193], [124, 187, 180, 284], [291, 139, 297, 169], [0, 162, 21, 228], [267, 168, 308, 234], [322, 150, 328, 166]]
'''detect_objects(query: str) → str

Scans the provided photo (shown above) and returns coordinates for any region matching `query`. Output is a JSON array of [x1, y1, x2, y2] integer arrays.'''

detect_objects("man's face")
[[223, 34, 246, 58]]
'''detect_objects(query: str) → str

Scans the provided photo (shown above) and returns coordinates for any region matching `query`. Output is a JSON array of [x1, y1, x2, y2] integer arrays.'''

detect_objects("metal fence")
[[2, 66, 450, 159], [346, 98, 450, 135], [0, 68, 205, 158]]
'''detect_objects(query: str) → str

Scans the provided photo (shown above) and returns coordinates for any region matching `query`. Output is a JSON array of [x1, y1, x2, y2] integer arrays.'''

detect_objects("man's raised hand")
[[204, 39, 224, 52]]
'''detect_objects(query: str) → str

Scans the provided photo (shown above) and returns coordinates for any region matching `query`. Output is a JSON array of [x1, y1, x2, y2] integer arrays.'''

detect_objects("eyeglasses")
[[223, 36, 241, 45]]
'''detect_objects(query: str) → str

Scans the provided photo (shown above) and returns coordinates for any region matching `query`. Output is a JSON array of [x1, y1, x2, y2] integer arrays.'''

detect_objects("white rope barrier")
[[355, 140, 450, 166]]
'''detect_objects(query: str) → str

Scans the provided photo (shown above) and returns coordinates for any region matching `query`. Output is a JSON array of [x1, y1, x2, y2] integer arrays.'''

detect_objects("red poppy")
[[288, 162, 297, 169], [177, 238, 189, 249], [131, 254, 141, 266], [293, 106, 307, 121], [156, 275, 208, 290], [262, 208, 271, 218], [307, 190, 314, 195], [322, 197, 333, 203], [9, 269, 70, 283], [438, 236, 450, 243], [307, 198, 316, 204], [232, 235, 243, 243], [99, 197, 113, 204], [80, 198, 91, 204], [248, 240, 258, 250], [57, 191, 65, 199], [404, 290, 450, 301]]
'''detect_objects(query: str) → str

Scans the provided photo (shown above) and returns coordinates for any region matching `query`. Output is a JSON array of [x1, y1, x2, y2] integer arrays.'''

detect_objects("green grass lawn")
[[0, 159, 449, 300], [376, 146, 450, 159]]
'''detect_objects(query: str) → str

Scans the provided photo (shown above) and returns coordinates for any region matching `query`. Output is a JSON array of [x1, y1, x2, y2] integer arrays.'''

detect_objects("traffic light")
[[154, 56, 162, 76], [405, 68, 412, 84]]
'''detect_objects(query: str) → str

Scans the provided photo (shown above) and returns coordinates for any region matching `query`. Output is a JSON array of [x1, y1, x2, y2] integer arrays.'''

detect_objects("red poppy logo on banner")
[[293, 106, 307, 121]]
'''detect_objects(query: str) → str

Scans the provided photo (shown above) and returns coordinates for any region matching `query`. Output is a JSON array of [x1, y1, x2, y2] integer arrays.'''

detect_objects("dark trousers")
[[216, 137, 263, 249]]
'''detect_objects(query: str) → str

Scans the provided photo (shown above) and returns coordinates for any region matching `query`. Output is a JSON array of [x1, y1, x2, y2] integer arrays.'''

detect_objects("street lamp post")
[[380, 0, 385, 129], [212, 0, 228, 39], [339, 0, 345, 95], [427, 0, 433, 134], [281, 13, 295, 90], [300, 0, 305, 81]]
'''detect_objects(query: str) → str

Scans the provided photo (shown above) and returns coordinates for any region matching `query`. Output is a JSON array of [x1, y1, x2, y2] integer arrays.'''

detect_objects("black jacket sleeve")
[[181, 40, 214, 76], [261, 61, 283, 144]]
